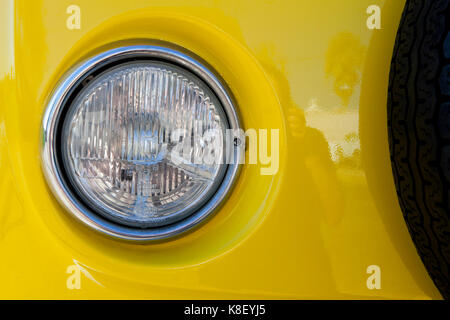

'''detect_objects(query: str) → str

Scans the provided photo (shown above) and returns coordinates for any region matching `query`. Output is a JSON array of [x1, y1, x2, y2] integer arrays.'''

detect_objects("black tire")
[[388, 0, 450, 299]]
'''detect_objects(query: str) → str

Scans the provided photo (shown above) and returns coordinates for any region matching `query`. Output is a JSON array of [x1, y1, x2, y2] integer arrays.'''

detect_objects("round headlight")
[[62, 61, 228, 228], [41, 45, 243, 241]]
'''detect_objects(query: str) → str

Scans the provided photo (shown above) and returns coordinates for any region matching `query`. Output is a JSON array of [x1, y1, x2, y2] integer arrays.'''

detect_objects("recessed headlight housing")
[[41, 45, 243, 241]]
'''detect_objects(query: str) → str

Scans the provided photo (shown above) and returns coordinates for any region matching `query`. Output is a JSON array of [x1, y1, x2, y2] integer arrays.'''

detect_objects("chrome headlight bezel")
[[41, 44, 243, 242]]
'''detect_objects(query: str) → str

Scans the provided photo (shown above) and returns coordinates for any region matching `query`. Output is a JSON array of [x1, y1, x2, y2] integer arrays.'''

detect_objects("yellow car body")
[[0, 0, 442, 299]]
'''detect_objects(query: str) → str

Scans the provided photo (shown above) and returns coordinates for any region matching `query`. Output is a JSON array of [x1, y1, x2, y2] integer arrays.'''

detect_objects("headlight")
[[62, 61, 228, 228], [41, 45, 243, 241]]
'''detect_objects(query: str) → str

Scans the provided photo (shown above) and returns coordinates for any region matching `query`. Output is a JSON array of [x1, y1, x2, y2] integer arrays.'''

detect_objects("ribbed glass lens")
[[61, 61, 228, 227]]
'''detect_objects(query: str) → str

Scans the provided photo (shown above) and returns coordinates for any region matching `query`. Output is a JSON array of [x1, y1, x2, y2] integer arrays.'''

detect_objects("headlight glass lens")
[[61, 61, 228, 228]]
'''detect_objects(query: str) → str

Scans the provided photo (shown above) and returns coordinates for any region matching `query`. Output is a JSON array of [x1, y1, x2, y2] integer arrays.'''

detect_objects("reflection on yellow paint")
[[325, 32, 366, 108], [257, 47, 344, 227], [0, 0, 14, 81], [337, 133, 361, 169]]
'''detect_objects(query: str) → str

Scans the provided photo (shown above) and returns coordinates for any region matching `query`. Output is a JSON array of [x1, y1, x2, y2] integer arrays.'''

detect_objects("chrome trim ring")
[[41, 45, 243, 242]]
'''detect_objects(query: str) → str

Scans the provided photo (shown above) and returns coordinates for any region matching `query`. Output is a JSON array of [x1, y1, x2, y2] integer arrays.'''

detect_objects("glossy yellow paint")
[[0, 0, 442, 299]]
